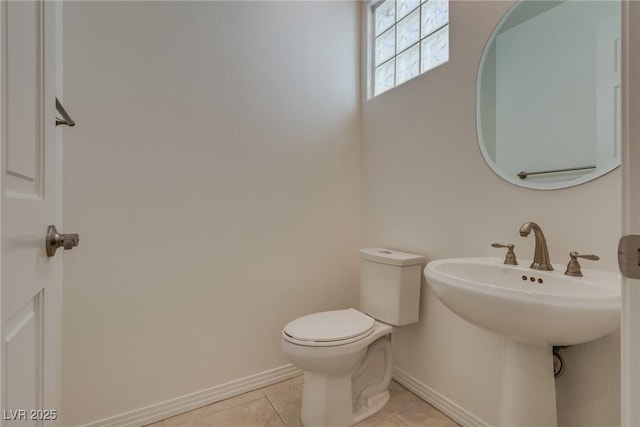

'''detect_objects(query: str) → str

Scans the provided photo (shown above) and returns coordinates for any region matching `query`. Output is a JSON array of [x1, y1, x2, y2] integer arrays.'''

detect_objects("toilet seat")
[[282, 308, 375, 347]]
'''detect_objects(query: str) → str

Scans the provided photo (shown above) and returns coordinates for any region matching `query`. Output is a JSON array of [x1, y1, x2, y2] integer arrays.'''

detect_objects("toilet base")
[[352, 390, 390, 424], [300, 371, 353, 427], [299, 372, 392, 427], [298, 335, 394, 427]]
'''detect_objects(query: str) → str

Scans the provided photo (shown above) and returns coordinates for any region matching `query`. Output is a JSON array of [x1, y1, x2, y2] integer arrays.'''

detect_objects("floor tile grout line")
[[263, 389, 289, 427], [162, 390, 269, 427]]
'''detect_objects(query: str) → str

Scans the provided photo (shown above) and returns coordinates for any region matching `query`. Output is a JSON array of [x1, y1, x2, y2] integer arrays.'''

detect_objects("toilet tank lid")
[[359, 248, 426, 266]]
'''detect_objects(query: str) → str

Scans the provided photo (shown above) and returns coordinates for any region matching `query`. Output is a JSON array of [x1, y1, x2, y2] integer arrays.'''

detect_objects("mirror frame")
[[476, 0, 621, 190]]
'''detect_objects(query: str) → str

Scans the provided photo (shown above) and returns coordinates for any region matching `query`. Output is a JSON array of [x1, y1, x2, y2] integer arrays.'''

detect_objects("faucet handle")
[[492, 243, 518, 265], [564, 251, 600, 277]]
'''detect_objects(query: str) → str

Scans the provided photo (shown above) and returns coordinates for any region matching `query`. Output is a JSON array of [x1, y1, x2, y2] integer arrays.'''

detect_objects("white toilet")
[[281, 248, 425, 427]]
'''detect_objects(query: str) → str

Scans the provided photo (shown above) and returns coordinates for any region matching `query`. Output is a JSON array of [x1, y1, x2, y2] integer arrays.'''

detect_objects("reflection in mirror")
[[477, 1, 621, 190]]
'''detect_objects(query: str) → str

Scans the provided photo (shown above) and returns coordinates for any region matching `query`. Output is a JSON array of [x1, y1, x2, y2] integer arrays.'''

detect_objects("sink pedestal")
[[499, 341, 557, 427]]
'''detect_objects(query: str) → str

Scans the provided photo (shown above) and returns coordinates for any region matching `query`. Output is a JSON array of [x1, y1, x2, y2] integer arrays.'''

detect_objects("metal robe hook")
[[55, 97, 75, 127]]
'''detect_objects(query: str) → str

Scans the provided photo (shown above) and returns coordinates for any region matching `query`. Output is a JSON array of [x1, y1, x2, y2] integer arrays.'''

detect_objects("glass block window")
[[372, 0, 449, 97]]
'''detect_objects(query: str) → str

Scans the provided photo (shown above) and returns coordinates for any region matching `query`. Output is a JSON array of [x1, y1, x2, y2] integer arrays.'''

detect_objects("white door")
[[622, 2, 640, 424], [1, 1, 63, 425]]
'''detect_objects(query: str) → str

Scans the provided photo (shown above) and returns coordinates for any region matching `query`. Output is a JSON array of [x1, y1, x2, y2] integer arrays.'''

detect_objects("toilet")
[[281, 248, 425, 427]]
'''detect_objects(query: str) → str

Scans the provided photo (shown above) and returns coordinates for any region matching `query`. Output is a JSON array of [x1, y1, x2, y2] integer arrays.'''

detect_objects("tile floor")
[[145, 375, 459, 427]]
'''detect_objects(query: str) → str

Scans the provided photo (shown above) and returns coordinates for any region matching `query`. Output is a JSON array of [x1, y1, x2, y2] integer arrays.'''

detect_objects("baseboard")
[[79, 364, 485, 427], [392, 367, 490, 427], [81, 364, 303, 427]]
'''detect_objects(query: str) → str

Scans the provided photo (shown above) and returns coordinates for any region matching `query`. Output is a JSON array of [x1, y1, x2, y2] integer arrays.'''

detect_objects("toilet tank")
[[359, 248, 426, 326]]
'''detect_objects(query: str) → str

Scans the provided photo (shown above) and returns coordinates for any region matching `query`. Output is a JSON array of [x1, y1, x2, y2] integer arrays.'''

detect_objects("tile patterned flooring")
[[145, 375, 459, 427]]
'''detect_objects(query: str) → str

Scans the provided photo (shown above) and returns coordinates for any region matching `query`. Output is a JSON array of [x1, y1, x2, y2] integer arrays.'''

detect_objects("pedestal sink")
[[424, 257, 621, 427]]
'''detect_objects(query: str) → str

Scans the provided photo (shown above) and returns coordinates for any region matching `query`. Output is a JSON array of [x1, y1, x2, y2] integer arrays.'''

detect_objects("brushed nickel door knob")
[[46, 225, 79, 257]]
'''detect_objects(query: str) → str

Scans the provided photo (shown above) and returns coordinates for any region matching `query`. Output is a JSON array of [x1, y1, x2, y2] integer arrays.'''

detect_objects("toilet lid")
[[283, 308, 375, 344]]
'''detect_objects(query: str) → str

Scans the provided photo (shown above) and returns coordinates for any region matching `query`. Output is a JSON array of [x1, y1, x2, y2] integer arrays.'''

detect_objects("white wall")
[[361, 1, 621, 425], [61, 1, 621, 425], [61, 2, 361, 425]]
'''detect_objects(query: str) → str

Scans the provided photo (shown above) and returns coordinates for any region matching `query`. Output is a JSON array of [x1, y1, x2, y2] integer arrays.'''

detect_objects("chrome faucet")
[[519, 221, 553, 271]]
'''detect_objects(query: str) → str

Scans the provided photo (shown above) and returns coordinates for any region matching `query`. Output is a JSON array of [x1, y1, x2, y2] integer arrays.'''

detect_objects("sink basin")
[[424, 257, 621, 346], [424, 257, 621, 427]]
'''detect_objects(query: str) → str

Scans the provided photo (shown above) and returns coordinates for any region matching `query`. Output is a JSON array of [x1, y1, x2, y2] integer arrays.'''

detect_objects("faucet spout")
[[519, 221, 553, 271]]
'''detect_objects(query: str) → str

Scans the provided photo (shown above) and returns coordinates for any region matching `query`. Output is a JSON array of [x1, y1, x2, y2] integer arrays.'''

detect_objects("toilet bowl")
[[281, 309, 394, 426], [281, 249, 426, 427]]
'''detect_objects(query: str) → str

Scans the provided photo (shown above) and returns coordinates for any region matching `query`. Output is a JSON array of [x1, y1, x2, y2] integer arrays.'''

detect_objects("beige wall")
[[361, 1, 621, 425], [61, 2, 361, 425]]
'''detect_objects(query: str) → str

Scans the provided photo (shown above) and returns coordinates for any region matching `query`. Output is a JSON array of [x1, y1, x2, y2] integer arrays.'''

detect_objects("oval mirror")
[[477, 0, 621, 190]]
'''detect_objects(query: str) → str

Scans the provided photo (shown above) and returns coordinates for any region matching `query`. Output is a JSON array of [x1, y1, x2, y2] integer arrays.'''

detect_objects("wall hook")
[[55, 97, 75, 127]]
